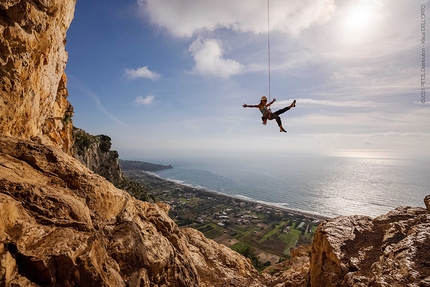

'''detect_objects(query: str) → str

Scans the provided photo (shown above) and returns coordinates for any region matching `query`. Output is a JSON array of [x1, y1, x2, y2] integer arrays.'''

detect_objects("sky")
[[65, 0, 430, 160]]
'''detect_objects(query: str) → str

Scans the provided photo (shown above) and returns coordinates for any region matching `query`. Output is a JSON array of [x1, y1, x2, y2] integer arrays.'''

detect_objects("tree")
[[231, 242, 266, 270], [99, 134, 112, 152]]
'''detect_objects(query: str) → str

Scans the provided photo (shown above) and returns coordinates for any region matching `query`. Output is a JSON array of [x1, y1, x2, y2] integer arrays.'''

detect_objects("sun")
[[344, 2, 375, 31]]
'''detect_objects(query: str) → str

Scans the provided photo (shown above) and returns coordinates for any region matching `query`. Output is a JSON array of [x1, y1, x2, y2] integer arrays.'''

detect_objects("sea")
[[142, 151, 429, 218]]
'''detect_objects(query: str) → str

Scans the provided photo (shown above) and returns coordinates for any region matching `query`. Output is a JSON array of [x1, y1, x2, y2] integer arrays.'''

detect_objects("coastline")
[[129, 170, 331, 221], [123, 168, 328, 264]]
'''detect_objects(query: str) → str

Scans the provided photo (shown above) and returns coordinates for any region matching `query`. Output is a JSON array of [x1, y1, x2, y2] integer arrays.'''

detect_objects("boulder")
[[310, 204, 430, 286]]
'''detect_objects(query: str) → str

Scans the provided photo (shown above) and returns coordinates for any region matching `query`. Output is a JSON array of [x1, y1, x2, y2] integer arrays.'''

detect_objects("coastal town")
[[122, 167, 328, 267]]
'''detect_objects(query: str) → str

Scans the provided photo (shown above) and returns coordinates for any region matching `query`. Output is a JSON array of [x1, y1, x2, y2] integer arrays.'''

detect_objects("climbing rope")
[[267, 0, 271, 102]]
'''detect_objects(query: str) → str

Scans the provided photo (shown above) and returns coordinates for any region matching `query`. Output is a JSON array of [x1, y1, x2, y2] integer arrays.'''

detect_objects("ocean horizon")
[[132, 151, 429, 218]]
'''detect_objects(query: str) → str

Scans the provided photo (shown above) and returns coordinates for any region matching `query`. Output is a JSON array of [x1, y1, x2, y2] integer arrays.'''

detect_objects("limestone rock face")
[[2, 0, 429, 286], [0, 0, 75, 154], [261, 245, 311, 287], [73, 128, 123, 184], [310, 205, 430, 286], [0, 135, 262, 286], [425, 194, 430, 211], [182, 228, 262, 287]]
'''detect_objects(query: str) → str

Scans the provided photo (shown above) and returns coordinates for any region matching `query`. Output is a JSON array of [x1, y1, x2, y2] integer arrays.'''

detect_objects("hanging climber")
[[242, 96, 296, 133]]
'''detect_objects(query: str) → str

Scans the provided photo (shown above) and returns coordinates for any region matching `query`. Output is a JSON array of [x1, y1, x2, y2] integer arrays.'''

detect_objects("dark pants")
[[268, 106, 291, 126]]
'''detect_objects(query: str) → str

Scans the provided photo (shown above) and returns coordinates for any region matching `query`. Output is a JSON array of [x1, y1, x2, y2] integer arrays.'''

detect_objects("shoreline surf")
[[143, 170, 332, 220]]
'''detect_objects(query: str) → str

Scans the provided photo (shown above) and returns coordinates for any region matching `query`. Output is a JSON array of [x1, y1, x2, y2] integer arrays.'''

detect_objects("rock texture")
[[0, 2, 263, 285], [183, 228, 261, 287], [310, 202, 430, 287], [0, 135, 263, 286], [72, 127, 154, 202], [261, 245, 311, 287], [0, 0, 75, 154], [1, 0, 429, 286], [73, 128, 122, 184]]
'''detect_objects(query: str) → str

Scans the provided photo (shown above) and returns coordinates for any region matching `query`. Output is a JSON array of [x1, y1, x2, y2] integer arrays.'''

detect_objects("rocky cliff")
[[72, 127, 154, 202], [310, 197, 430, 286], [73, 127, 122, 184], [1, 1, 429, 287], [0, 135, 263, 286], [0, 0, 75, 154], [0, 2, 262, 286]]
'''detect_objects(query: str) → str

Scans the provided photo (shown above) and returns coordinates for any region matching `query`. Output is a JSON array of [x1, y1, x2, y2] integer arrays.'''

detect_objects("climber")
[[242, 96, 296, 133]]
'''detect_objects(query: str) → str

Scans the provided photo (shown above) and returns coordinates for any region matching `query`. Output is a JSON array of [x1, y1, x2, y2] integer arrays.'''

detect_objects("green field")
[[279, 228, 302, 255], [123, 169, 325, 268], [260, 221, 287, 243]]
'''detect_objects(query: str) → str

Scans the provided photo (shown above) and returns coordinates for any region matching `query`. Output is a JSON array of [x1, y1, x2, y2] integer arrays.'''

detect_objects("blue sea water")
[[148, 152, 429, 218]]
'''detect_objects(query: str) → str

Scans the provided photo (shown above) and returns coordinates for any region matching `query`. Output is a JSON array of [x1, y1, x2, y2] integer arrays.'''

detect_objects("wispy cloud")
[[140, 0, 335, 37], [85, 92, 124, 124], [299, 132, 430, 156], [189, 37, 244, 78], [295, 98, 380, 107], [302, 132, 430, 138], [125, 66, 160, 80], [67, 75, 125, 124], [134, 95, 154, 105]]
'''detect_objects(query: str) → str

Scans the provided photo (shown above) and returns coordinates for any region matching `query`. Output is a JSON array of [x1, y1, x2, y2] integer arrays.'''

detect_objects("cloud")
[[125, 66, 160, 80], [330, 68, 366, 81], [299, 132, 430, 156], [86, 91, 124, 124], [139, 0, 335, 37], [188, 37, 244, 78], [413, 101, 430, 105], [302, 132, 430, 139], [295, 98, 380, 107], [135, 95, 154, 105], [68, 75, 124, 124]]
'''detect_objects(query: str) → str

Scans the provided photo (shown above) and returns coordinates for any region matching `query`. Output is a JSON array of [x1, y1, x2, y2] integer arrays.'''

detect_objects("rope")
[[267, 0, 271, 102]]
